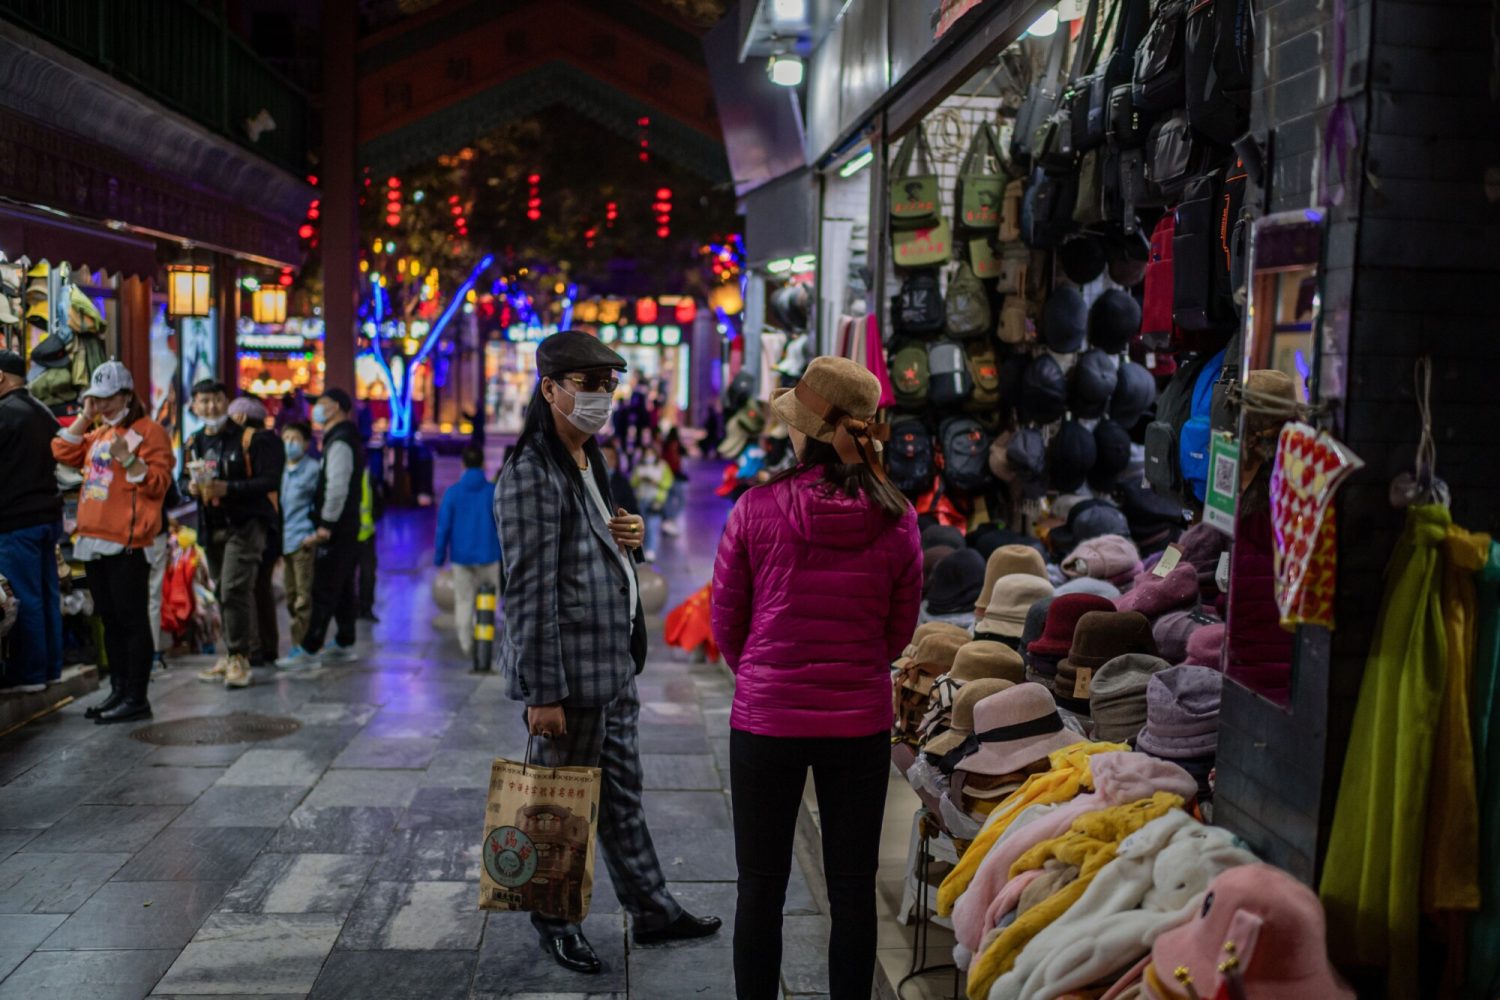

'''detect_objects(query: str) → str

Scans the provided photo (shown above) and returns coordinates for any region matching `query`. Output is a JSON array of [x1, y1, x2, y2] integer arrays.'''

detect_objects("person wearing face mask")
[[51, 361, 173, 723], [0, 349, 63, 695], [227, 395, 283, 668], [276, 422, 320, 658], [495, 330, 721, 975], [184, 380, 284, 688], [277, 388, 363, 668]]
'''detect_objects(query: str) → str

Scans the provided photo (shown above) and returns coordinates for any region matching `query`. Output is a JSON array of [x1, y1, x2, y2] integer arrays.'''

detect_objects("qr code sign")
[[1213, 450, 1236, 498]]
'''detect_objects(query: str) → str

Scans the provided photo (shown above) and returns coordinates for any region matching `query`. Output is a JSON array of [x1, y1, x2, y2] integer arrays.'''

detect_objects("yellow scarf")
[[936, 741, 1126, 917]]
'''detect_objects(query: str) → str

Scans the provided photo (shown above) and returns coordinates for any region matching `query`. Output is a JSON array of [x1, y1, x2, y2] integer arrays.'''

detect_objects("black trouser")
[[90, 550, 152, 703], [301, 530, 358, 654], [729, 728, 890, 1000], [253, 537, 280, 661], [356, 535, 377, 616]]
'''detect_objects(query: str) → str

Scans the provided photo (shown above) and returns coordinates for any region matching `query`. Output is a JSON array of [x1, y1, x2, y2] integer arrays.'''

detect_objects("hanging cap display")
[[1041, 286, 1088, 353]]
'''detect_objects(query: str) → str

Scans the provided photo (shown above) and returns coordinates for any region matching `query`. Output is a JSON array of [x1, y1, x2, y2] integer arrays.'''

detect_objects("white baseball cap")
[[82, 359, 134, 399]]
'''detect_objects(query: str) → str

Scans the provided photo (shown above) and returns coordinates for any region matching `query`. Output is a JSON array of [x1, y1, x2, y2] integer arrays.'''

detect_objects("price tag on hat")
[[1073, 667, 1093, 699], [1151, 544, 1183, 578]]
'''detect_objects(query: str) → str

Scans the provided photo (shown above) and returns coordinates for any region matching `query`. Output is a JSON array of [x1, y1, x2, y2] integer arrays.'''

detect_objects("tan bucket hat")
[[771, 356, 888, 470]]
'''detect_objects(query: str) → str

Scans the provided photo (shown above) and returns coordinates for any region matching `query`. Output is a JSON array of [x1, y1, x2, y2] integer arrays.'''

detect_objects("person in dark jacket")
[[435, 446, 502, 656], [277, 388, 362, 668], [496, 331, 720, 975], [185, 380, 283, 689], [599, 442, 640, 517], [0, 350, 62, 692]]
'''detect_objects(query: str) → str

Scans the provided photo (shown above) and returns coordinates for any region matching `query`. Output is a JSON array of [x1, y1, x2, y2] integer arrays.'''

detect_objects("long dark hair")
[[769, 437, 910, 520], [117, 392, 147, 427]]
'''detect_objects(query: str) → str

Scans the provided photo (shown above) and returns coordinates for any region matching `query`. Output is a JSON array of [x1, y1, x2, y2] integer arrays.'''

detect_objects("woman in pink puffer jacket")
[[712, 357, 921, 1000]]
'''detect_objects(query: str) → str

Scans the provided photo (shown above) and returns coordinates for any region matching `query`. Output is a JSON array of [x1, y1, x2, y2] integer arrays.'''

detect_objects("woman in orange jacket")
[[51, 361, 173, 724]]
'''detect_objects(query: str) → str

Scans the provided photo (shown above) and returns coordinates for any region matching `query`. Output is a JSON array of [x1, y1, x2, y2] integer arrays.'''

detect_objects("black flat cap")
[[1090, 419, 1134, 490], [1089, 288, 1142, 354], [0, 349, 23, 377], [537, 330, 628, 379], [1070, 349, 1119, 420], [1111, 361, 1157, 429], [1042, 287, 1088, 354], [1048, 420, 1098, 493], [30, 335, 69, 370]]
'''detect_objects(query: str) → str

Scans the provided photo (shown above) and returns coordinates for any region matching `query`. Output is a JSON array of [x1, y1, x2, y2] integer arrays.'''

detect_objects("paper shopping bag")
[[477, 747, 600, 923]]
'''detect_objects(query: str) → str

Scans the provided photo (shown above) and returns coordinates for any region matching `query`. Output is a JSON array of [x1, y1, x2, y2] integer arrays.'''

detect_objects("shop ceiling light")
[[839, 149, 874, 177], [766, 258, 793, 274], [771, 0, 807, 24], [252, 286, 288, 325], [791, 254, 817, 273], [167, 264, 212, 318], [1025, 9, 1060, 36], [767, 54, 803, 87]]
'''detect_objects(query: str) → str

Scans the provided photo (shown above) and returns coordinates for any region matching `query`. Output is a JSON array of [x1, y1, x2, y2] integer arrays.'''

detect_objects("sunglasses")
[[558, 374, 620, 393]]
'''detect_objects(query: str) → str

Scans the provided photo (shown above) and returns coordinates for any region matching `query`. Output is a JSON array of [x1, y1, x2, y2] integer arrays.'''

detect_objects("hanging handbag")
[[999, 178, 1025, 243], [1132, 0, 1189, 112], [955, 123, 1008, 232], [890, 127, 942, 226], [1107, 83, 1154, 147], [1073, 149, 1107, 226], [1185, 0, 1254, 145], [892, 218, 954, 268], [1024, 167, 1079, 249], [1011, 30, 1070, 168], [970, 236, 1005, 279], [1065, 0, 1125, 154], [1145, 111, 1209, 199]]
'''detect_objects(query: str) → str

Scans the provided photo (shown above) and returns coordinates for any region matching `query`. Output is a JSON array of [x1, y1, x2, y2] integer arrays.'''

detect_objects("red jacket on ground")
[[711, 468, 922, 738]]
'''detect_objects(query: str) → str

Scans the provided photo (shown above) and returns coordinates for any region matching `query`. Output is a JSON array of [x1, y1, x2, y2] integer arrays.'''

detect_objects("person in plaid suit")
[[495, 331, 721, 975]]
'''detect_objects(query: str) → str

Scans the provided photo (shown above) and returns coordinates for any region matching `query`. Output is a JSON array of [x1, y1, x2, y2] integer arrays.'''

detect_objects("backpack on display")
[[888, 418, 936, 497], [1069, 0, 1150, 155], [927, 340, 974, 409], [940, 417, 993, 494], [1185, 0, 1254, 145], [1012, 28, 1070, 168], [1024, 168, 1080, 249], [999, 179, 1026, 243], [889, 127, 941, 225], [963, 339, 1002, 414], [1107, 84, 1154, 149], [896, 270, 945, 336], [1173, 166, 1245, 337], [1141, 213, 1176, 349], [945, 262, 992, 339], [1143, 349, 1216, 501], [891, 343, 931, 410], [1132, 0, 1189, 112], [1145, 112, 1207, 200], [995, 245, 1029, 296], [1178, 347, 1228, 502]]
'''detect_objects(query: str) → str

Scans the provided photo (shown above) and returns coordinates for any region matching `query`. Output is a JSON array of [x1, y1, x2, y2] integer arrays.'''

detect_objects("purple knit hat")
[[1136, 665, 1224, 759], [1115, 563, 1199, 621], [1152, 609, 1222, 664], [1178, 523, 1230, 600], [1183, 622, 1227, 669]]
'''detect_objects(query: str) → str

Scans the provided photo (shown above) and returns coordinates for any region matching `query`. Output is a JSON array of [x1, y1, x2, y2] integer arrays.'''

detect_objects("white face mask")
[[556, 384, 614, 435], [202, 415, 227, 433], [103, 407, 130, 426]]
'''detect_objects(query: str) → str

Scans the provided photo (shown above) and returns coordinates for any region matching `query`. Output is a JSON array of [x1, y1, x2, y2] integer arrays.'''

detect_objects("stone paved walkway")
[[0, 453, 832, 999]]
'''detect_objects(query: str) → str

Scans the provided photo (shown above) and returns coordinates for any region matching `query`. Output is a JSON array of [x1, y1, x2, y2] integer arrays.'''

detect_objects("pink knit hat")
[[1183, 622, 1226, 669], [1152, 609, 1221, 664], [1061, 534, 1143, 584], [1145, 864, 1355, 1000], [1115, 563, 1199, 620]]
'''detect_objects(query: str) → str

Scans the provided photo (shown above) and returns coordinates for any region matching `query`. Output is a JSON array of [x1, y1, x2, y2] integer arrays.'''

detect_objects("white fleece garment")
[[988, 812, 1257, 1000]]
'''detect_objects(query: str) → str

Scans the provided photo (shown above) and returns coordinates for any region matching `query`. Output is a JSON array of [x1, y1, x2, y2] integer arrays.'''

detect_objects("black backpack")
[[888, 418, 935, 497], [940, 417, 993, 494], [1173, 166, 1245, 334], [896, 270, 945, 337], [1185, 0, 1254, 145], [927, 340, 974, 409], [1132, 0, 1189, 112], [1144, 349, 1217, 502]]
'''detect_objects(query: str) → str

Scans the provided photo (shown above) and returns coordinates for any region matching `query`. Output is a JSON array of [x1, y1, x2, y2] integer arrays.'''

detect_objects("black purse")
[[1132, 0, 1189, 113], [1107, 83, 1154, 148], [1011, 31, 1070, 169], [1145, 111, 1209, 200]]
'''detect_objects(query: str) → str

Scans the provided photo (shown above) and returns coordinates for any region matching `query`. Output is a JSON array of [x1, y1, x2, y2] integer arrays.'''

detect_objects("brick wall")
[[1214, 0, 1500, 931]]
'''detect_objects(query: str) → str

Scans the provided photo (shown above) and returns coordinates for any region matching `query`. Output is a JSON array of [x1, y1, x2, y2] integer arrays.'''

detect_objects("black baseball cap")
[[1058, 236, 1107, 285], [1110, 361, 1157, 430], [1021, 354, 1067, 425], [0, 349, 23, 377], [1070, 350, 1119, 420], [1089, 288, 1142, 354], [31, 335, 69, 370], [1090, 419, 1134, 490], [1006, 426, 1048, 500], [1048, 420, 1097, 494], [536, 330, 627, 380], [1041, 286, 1088, 353]]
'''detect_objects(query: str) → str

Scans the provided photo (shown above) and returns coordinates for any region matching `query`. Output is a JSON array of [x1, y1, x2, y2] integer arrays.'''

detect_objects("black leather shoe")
[[95, 700, 152, 725], [541, 932, 602, 974], [84, 690, 125, 720], [632, 911, 723, 946]]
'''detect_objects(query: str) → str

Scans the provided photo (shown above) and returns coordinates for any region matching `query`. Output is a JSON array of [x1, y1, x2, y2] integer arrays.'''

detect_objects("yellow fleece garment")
[[1422, 524, 1490, 912], [964, 791, 1185, 1000], [936, 741, 1126, 916]]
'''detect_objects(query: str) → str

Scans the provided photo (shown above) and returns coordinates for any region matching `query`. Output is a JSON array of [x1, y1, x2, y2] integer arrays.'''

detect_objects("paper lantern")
[[167, 265, 212, 318], [251, 286, 288, 325]]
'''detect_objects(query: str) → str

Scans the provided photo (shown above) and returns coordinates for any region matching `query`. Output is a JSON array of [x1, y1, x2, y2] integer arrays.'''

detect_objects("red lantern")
[[674, 299, 697, 324], [635, 298, 659, 324]]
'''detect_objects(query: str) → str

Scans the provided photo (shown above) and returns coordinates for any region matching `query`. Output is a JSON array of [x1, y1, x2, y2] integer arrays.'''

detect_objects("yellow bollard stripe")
[[476, 594, 497, 611], [474, 625, 496, 641]]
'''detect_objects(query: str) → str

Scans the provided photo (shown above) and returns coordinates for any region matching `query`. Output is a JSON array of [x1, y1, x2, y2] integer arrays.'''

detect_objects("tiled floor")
[[0, 451, 832, 999]]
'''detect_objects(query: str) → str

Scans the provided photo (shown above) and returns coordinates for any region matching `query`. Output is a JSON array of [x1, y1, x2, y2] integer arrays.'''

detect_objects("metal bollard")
[[472, 583, 496, 672]]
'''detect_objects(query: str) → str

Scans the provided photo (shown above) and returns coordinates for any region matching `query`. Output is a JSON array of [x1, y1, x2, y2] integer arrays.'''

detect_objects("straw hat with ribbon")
[[770, 356, 890, 479]]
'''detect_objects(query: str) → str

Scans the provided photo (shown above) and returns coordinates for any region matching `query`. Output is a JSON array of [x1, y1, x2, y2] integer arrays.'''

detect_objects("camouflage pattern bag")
[[478, 743, 600, 923]]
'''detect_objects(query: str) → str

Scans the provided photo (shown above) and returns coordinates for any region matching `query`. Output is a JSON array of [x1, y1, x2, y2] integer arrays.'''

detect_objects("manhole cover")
[[130, 713, 302, 746]]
